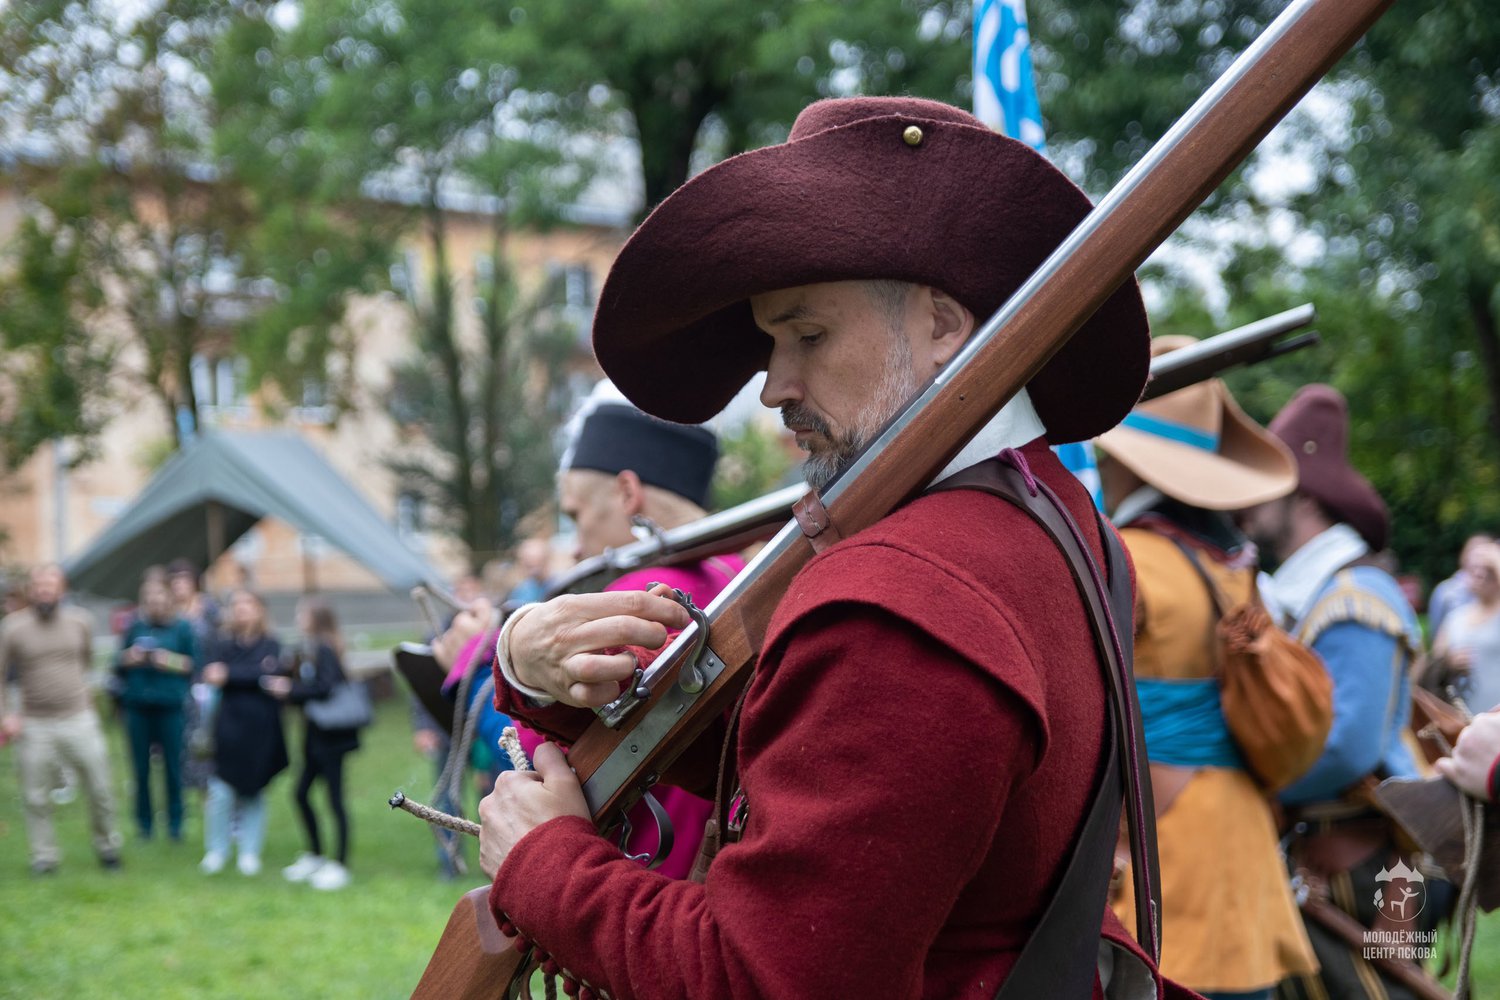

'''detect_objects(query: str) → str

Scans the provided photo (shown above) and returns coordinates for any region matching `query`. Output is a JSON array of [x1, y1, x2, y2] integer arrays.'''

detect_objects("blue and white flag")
[[973, 0, 1046, 151], [974, 0, 1104, 509]]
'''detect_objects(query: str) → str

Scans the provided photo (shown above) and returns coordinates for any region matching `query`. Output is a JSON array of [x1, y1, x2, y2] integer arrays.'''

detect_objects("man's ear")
[[926, 287, 975, 369], [615, 469, 646, 517]]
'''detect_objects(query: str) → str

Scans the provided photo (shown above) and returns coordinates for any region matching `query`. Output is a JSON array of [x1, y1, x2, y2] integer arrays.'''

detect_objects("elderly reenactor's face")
[[752, 280, 972, 488]]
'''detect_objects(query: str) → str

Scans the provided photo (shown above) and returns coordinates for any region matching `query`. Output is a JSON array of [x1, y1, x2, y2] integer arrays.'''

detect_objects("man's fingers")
[[568, 679, 628, 708], [1434, 757, 1454, 779], [532, 741, 571, 779], [565, 615, 672, 653], [557, 590, 690, 629], [565, 650, 642, 685]]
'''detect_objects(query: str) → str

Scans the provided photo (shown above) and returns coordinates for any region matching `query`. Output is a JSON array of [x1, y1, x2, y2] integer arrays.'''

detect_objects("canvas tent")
[[65, 431, 440, 599]]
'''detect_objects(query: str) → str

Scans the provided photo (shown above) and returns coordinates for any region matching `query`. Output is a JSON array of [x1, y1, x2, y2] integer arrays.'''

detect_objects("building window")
[[191, 352, 251, 416], [293, 376, 335, 425], [395, 491, 424, 539]]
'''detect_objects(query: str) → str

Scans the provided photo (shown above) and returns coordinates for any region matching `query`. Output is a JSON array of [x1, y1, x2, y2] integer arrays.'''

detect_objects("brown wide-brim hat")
[[1096, 336, 1298, 510], [591, 97, 1151, 444], [1269, 384, 1389, 551]]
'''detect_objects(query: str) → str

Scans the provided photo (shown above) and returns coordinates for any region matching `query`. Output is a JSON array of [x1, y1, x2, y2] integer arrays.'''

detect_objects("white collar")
[[1110, 486, 1166, 528], [1264, 522, 1369, 626], [935, 387, 1047, 482]]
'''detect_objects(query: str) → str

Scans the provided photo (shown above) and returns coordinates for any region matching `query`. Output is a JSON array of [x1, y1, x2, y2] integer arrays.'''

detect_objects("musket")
[[413, 0, 1391, 991], [394, 308, 1317, 732], [1139, 304, 1317, 400], [542, 304, 1320, 595]]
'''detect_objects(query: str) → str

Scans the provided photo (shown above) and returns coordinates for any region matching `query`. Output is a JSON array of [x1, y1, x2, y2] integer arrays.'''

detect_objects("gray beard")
[[796, 329, 921, 492]]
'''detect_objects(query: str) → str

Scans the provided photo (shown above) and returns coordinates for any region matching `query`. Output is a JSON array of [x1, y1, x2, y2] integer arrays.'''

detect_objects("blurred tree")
[[711, 422, 796, 511], [1027, 0, 1500, 587], [493, 0, 973, 210], [216, 0, 605, 564], [0, 0, 388, 465]]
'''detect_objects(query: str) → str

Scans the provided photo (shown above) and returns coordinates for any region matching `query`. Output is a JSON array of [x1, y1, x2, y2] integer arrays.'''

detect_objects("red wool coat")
[[492, 439, 1191, 1000]]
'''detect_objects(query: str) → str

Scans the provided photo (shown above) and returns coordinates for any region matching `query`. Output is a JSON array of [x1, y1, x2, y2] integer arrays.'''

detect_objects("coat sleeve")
[[1280, 621, 1407, 805], [289, 644, 344, 704], [491, 603, 1041, 1000], [222, 638, 280, 690]]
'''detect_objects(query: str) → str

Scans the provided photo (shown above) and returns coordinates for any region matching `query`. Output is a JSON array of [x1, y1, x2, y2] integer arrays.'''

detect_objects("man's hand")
[[1435, 710, 1500, 801], [202, 662, 228, 687], [507, 588, 690, 707], [122, 645, 145, 667], [413, 729, 442, 756], [1, 714, 21, 741], [434, 599, 496, 671], [478, 742, 589, 878]]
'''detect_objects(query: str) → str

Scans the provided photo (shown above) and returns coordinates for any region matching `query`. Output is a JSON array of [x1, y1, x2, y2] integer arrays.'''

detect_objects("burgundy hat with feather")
[[591, 96, 1151, 444], [1269, 384, 1390, 551]]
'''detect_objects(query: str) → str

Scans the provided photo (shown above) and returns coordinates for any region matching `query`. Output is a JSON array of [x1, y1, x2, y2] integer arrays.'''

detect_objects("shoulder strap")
[[930, 455, 1161, 998], [1166, 537, 1230, 619]]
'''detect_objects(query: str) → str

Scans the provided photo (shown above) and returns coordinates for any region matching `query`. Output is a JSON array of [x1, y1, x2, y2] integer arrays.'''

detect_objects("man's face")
[[169, 573, 195, 602], [1237, 495, 1296, 564], [1463, 541, 1500, 600], [559, 469, 636, 562], [29, 567, 64, 609], [141, 582, 174, 622], [753, 281, 948, 490]]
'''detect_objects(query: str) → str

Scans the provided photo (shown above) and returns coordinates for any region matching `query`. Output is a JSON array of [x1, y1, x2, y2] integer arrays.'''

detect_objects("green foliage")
[[1031, 1, 1500, 588], [0, 216, 116, 468], [494, 0, 973, 209], [221, 0, 606, 566], [0, 0, 389, 465], [711, 422, 796, 511]]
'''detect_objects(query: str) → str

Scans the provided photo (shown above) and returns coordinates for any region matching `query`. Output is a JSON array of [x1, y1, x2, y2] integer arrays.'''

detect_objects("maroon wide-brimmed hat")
[[591, 96, 1151, 444], [1269, 384, 1389, 551]]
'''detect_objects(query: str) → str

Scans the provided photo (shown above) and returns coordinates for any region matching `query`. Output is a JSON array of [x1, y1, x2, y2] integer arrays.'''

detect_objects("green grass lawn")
[[0, 697, 488, 1000], [3, 694, 1499, 999]]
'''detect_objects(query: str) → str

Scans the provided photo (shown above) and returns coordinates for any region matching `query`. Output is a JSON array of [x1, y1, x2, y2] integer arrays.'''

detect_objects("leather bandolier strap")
[[931, 451, 1162, 999]]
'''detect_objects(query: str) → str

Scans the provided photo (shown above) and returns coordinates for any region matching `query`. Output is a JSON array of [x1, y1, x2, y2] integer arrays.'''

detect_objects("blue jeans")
[[204, 776, 267, 860], [1203, 992, 1273, 1000]]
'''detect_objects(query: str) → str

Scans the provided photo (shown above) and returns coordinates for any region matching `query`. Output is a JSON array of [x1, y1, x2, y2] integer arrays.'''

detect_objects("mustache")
[[781, 403, 831, 437]]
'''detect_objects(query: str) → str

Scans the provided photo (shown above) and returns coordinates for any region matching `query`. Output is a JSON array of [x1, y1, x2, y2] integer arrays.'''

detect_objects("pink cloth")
[[445, 631, 496, 690]]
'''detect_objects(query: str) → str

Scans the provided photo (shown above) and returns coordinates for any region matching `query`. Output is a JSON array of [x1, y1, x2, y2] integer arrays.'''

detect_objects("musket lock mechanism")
[[594, 585, 711, 729]]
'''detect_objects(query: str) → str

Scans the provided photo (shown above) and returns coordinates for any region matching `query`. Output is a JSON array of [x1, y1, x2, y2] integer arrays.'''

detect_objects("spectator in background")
[[506, 539, 552, 605], [168, 559, 220, 651], [200, 589, 287, 876], [1428, 532, 1493, 640], [0, 565, 123, 874], [169, 559, 220, 791], [115, 576, 197, 842], [1430, 539, 1500, 716], [265, 598, 361, 891]]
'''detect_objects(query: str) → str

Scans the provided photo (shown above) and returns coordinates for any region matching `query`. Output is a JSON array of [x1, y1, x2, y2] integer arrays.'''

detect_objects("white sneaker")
[[308, 860, 350, 891], [199, 852, 226, 874], [237, 853, 262, 876], [281, 853, 325, 883]]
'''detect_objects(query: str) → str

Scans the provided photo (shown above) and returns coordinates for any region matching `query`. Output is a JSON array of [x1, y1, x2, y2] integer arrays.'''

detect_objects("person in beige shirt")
[[1, 565, 122, 874]]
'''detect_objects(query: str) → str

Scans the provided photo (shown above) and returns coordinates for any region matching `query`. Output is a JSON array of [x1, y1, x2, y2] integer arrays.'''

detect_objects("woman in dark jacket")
[[200, 589, 287, 876], [266, 599, 361, 891], [115, 576, 197, 841]]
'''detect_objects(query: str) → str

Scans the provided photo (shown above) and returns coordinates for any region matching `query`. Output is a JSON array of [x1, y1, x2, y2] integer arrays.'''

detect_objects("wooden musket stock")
[[412, 0, 1391, 994]]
